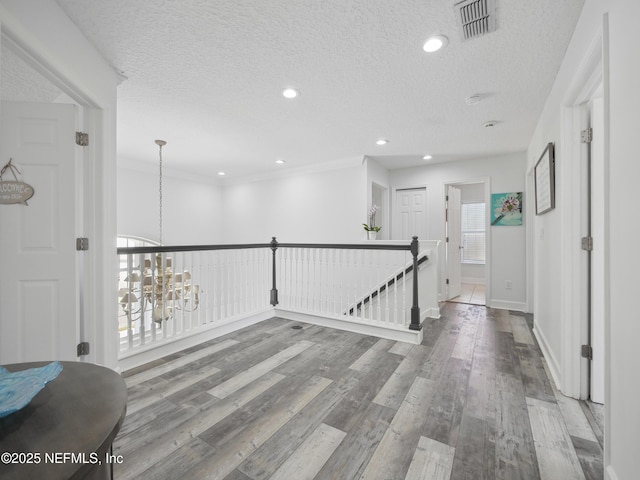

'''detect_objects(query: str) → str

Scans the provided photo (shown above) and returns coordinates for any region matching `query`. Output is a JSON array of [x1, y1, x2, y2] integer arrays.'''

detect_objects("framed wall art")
[[534, 142, 555, 215], [491, 192, 523, 226]]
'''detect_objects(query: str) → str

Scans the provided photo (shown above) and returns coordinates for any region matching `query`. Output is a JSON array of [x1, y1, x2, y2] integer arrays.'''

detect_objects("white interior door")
[[393, 187, 427, 240], [590, 97, 605, 404], [446, 186, 462, 300], [0, 101, 79, 363]]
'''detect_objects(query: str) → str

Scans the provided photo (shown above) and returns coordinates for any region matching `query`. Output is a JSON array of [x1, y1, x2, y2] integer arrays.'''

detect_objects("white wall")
[[607, 0, 640, 477], [221, 161, 367, 244], [526, 1, 610, 398], [117, 163, 224, 245], [390, 153, 526, 310], [529, 0, 640, 477]]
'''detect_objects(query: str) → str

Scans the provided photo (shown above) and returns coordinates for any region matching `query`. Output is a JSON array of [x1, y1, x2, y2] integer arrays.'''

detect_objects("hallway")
[[114, 304, 602, 480]]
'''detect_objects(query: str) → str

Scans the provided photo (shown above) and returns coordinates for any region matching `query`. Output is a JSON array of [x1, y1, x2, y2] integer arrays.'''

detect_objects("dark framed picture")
[[534, 142, 555, 215]]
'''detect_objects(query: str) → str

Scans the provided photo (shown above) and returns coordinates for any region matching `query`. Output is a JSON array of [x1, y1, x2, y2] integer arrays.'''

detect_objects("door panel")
[[446, 186, 462, 300], [394, 188, 427, 241], [0, 101, 78, 363]]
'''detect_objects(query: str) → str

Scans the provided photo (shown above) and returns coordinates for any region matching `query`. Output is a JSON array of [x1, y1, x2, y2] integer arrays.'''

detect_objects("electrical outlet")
[[505, 280, 512, 290]]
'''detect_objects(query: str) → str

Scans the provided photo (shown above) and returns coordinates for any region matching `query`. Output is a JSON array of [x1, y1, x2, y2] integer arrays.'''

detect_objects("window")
[[117, 235, 160, 249], [461, 202, 485, 264]]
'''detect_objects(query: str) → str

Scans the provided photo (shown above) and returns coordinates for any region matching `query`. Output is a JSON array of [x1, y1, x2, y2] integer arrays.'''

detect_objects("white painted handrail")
[[117, 239, 428, 358]]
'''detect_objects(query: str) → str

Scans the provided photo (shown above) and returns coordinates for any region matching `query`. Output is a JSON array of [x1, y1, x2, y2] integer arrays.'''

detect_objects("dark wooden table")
[[0, 361, 127, 480]]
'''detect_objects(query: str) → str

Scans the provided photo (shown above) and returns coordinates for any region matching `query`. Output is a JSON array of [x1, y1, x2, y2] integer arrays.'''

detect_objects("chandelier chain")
[[159, 144, 163, 245], [155, 140, 166, 245]]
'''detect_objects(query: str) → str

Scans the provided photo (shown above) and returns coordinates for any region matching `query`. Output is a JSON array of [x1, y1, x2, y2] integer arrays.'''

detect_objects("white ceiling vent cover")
[[454, 0, 497, 40]]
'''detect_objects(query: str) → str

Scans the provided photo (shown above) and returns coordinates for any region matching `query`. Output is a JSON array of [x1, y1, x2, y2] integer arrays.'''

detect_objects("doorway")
[[0, 27, 107, 364], [444, 180, 489, 305], [0, 40, 84, 363], [1, 2, 119, 368], [371, 182, 388, 240]]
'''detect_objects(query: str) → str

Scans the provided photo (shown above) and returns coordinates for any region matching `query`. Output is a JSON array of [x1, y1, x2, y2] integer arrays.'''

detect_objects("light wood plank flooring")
[[450, 283, 486, 306], [114, 303, 602, 480]]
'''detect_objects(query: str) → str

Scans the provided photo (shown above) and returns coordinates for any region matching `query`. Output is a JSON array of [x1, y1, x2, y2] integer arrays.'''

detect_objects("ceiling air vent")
[[454, 0, 497, 40]]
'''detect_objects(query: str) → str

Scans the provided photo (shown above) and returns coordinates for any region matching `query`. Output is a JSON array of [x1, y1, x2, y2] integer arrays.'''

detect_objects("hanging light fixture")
[[156, 139, 166, 245], [118, 140, 200, 325]]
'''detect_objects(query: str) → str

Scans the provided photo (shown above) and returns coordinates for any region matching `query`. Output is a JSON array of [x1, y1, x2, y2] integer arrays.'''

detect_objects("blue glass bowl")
[[0, 361, 63, 418]]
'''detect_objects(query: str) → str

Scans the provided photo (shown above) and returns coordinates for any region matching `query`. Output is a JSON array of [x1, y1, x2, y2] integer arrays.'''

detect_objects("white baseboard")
[[533, 326, 562, 391], [274, 308, 423, 345], [118, 307, 273, 372], [488, 299, 527, 312], [119, 302, 431, 371], [461, 277, 485, 285], [424, 307, 440, 319]]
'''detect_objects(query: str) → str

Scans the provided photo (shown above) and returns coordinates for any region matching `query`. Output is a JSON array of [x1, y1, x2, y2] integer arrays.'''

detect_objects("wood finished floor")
[[114, 303, 603, 480], [449, 283, 486, 306]]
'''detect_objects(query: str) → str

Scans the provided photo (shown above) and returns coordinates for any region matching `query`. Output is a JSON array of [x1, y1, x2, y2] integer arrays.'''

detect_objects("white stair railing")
[[117, 237, 425, 358], [117, 245, 271, 355]]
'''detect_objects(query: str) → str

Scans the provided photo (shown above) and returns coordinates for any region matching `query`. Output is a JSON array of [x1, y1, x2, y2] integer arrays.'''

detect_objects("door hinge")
[[446, 278, 450, 285], [77, 342, 90, 357], [580, 127, 593, 144], [446, 236, 449, 243], [581, 344, 593, 360], [76, 131, 89, 146], [76, 237, 89, 251], [581, 236, 593, 252]]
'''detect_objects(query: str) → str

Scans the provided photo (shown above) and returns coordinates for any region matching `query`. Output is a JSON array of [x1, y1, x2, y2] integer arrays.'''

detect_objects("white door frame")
[[1, 2, 120, 368], [370, 181, 389, 240], [445, 185, 462, 301], [552, 30, 605, 400], [443, 177, 491, 306]]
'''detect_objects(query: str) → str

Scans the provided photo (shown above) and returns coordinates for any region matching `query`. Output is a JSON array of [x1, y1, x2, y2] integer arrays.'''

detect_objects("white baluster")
[[337, 249, 343, 315], [312, 248, 318, 312], [304, 248, 310, 311], [216, 250, 222, 322], [285, 248, 291, 309], [376, 251, 382, 323], [402, 251, 408, 326], [321, 249, 327, 314], [384, 251, 390, 324], [125, 254, 134, 350]]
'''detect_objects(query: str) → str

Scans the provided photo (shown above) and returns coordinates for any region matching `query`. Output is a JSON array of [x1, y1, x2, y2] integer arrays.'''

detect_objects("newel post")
[[270, 237, 279, 306], [409, 236, 422, 331]]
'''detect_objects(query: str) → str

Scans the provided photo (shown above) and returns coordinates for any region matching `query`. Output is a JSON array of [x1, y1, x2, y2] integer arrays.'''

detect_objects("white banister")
[[117, 239, 437, 363]]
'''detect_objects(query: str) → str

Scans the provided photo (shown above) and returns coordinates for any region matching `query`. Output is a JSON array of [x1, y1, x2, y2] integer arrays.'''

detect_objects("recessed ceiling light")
[[275, 159, 286, 164], [423, 35, 448, 53], [422, 154, 433, 160], [282, 88, 300, 99], [376, 139, 389, 146], [217, 171, 226, 176]]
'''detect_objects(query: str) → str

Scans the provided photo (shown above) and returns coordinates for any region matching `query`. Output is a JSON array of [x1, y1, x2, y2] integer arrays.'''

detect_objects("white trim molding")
[[274, 309, 423, 345], [118, 308, 274, 372], [533, 326, 562, 391], [488, 300, 527, 312]]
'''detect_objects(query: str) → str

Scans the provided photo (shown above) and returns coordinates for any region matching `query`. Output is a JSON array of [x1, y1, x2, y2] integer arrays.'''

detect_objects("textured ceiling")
[[48, 0, 583, 180], [1, 43, 63, 103]]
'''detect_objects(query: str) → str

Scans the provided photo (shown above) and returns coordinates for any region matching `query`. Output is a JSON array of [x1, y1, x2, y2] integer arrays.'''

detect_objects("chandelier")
[[118, 140, 200, 324]]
